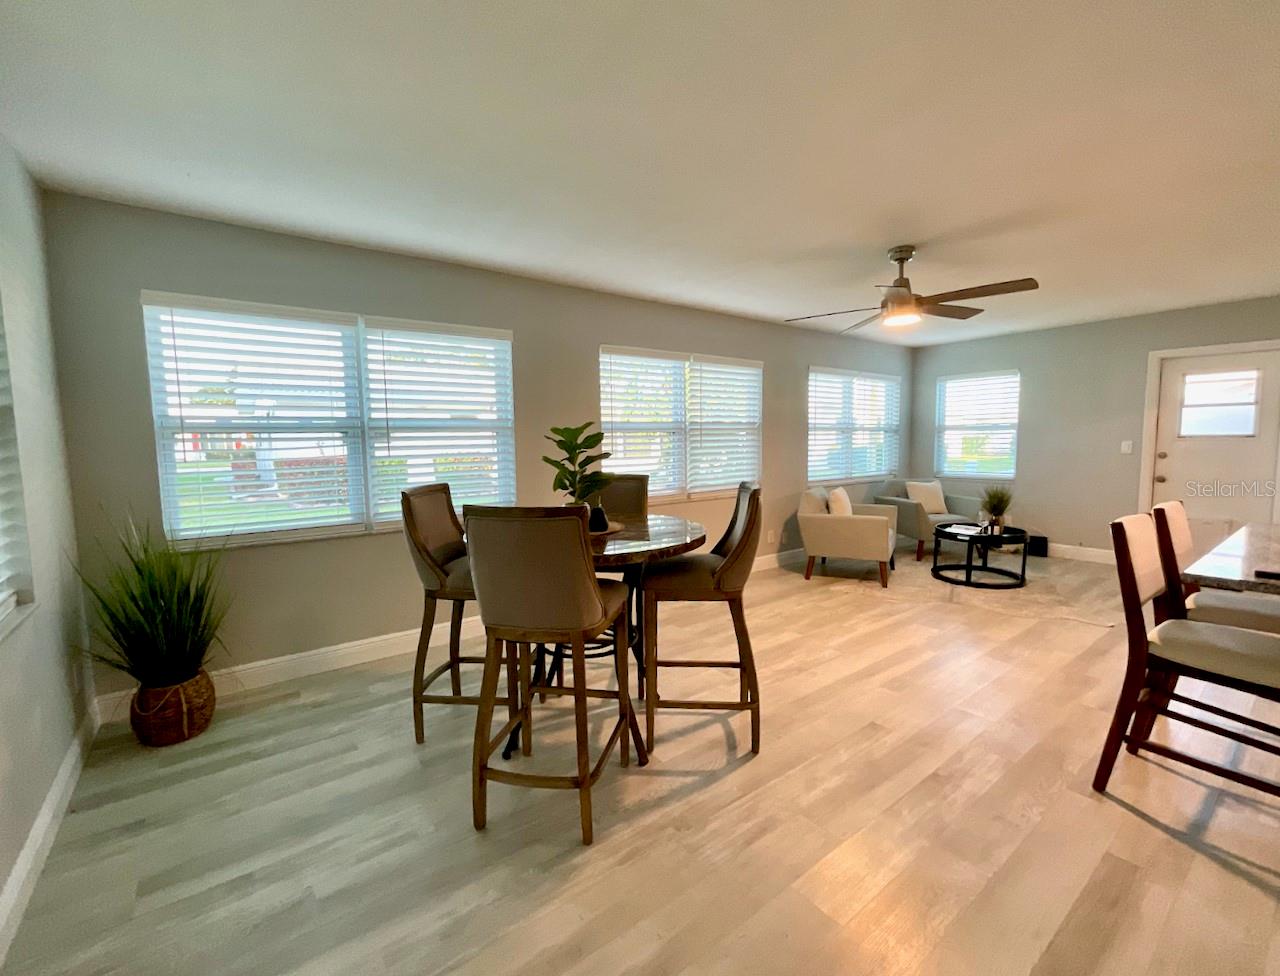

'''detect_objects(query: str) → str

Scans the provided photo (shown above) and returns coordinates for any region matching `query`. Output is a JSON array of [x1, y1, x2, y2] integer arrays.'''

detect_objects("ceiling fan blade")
[[785, 306, 880, 323], [921, 304, 983, 320], [840, 312, 883, 335], [918, 278, 1039, 305]]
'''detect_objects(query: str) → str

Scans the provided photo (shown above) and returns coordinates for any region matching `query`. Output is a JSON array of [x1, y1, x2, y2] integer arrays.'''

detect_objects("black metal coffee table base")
[[931, 523, 1028, 589]]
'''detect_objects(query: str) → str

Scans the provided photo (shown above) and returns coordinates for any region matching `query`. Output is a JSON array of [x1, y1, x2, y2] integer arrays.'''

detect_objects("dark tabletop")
[[592, 514, 707, 568]]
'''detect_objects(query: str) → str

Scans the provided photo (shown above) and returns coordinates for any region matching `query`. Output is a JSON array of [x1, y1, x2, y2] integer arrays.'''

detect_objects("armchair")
[[873, 479, 982, 561], [797, 487, 898, 587]]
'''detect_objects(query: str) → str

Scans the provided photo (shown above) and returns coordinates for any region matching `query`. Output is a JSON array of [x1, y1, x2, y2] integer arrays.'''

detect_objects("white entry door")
[[1152, 350, 1280, 546]]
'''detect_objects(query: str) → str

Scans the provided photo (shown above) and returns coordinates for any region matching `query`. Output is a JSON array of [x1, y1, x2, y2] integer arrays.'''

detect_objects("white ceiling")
[[2, 1, 1278, 346]]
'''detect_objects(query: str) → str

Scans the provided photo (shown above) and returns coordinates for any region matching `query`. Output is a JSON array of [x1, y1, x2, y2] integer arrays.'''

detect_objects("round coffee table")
[[931, 522, 1029, 589]]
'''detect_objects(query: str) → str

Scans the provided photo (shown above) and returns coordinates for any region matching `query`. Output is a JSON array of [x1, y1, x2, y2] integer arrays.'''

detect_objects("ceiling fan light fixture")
[[882, 310, 922, 328]]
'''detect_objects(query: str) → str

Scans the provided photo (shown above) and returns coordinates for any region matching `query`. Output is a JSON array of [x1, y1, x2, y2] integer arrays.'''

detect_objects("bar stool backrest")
[[1152, 500, 1197, 618], [1111, 513, 1168, 655], [712, 482, 763, 592], [591, 473, 649, 521], [464, 505, 607, 633], [402, 483, 466, 591]]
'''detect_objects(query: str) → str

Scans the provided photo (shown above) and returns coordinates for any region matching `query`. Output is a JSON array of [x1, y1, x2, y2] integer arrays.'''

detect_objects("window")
[[934, 371, 1020, 478], [0, 304, 31, 619], [807, 368, 902, 482], [599, 347, 762, 497], [1179, 369, 1258, 437], [142, 293, 514, 545]]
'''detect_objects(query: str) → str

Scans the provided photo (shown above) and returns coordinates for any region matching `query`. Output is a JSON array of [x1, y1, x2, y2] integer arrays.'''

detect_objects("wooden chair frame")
[[642, 485, 763, 755], [402, 483, 493, 745], [466, 505, 649, 846], [1093, 516, 1280, 797]]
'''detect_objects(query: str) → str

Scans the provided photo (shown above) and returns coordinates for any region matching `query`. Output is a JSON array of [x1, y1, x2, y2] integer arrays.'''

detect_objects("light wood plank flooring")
[[6, 552, 1279, 975]]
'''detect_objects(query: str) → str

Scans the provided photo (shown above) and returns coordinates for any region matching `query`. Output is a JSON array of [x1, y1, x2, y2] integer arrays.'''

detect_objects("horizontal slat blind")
[[934, 372, 1020, 478], [600, 349, 687, 495], [807, 368, 901, 481], [365, 325, 515, 518], [688, 357, 763, 492], [0, 319, 31, 608], [143, 297, 517, 544]]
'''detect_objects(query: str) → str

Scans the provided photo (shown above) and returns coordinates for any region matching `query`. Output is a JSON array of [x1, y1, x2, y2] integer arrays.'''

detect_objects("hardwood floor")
[[6, 552, 1279, 975]]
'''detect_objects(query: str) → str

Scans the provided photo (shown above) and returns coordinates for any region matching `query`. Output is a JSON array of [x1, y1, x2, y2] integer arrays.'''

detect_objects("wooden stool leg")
[[504, 641, 519, 731], [644, 591, 658, 751], [519, 642, 533, 757], [1092, 662, 1146, 792], [571, 637, 594, 845], [1128, 670, 1176, 754], [449, 600, 465, 696], [730, 596, 760, 755], [472, 634, 503, 830], [615, 608, 630, 768], [412, 593, 437, 744]]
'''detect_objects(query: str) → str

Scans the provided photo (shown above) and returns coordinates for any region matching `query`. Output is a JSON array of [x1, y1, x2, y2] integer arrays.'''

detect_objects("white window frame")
[[806, 366, 903, 484], [934, 370, 1021, 480], [599, 345, 763, 501], [141, 291, 515, 549]]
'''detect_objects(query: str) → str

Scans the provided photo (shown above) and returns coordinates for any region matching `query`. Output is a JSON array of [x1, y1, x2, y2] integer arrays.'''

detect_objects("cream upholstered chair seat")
[[928, 513, 967, 527], [1149, 618, 1280, 688], [1185, 588, 1280, 634]]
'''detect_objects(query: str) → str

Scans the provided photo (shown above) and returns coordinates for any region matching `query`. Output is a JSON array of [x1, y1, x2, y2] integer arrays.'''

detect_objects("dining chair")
[[1092, 513, 1280, 797], [641, 482, 763, 753], [463, 504, 648, 845], [1153, 500, 1280, 633], [591, 473, 649, 521], [403, 483, 506, 745]]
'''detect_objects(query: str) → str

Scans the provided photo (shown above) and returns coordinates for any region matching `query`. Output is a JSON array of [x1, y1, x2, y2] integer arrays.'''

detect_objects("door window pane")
[[1178, 369, 1258, 437]]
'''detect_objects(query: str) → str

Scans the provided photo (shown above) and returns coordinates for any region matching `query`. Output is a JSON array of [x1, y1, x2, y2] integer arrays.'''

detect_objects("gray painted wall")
[[42, 193, 911, 686], [909, 295, 1280, 548], [0, 143, 88, 918]]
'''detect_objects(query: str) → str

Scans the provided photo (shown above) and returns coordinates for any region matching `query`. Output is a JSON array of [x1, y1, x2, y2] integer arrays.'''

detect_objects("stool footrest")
[[655, 698, 754, 711]]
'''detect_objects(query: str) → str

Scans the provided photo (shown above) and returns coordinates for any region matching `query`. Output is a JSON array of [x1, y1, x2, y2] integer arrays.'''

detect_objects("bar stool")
[[642, 482, 763, 753], [464, 504, 648, 845], [402, 483, 502, 745]]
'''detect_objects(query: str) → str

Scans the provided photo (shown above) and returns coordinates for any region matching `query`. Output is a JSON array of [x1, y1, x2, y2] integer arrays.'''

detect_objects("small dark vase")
[[588, 505, 610, 532]]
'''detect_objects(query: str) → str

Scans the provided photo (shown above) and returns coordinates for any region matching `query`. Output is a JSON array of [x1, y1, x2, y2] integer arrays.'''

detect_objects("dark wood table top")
[[592, 514, 706, 568], [1183, 522, 1280, 595]]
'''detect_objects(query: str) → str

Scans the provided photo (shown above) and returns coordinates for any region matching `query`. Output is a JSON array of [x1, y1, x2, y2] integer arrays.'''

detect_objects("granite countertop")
[[1183, 523, 1280, 595]]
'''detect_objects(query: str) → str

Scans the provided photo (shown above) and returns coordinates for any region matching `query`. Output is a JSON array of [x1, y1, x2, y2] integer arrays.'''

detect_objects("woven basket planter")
[[130, 669, 216, 747]]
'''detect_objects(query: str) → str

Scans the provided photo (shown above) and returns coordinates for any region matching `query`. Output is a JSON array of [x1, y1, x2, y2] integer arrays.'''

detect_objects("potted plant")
[[542, 421, 615, 531], [981, 485, 1013, 534], [80, 522, 230, 747]]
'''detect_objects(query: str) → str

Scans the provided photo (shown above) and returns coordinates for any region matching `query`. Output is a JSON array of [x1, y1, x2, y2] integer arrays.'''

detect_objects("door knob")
[[1154, 475, 1167, 483], [1157, 451, 1168, 459]]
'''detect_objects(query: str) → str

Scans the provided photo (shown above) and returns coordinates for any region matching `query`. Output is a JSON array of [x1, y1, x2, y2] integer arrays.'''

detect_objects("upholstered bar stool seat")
[[642, 482, 763, 754], [1149, 619, 1280, 687], [1154, 500, 1280, 634]]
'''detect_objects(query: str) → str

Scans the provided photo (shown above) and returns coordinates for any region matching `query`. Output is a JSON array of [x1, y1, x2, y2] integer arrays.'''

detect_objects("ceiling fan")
[[787, 245, 1039, 334]]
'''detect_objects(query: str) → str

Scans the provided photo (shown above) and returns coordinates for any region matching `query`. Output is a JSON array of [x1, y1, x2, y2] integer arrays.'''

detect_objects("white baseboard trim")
[[1048, 542, 1115, 564], [0, 710, 96, 970]]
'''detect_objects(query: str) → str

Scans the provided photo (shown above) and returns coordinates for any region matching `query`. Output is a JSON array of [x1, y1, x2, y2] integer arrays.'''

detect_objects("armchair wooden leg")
[[916, 539, 925, 561], [1092, 662, 1146, 792], [645, 591, 658, 751], [804, 556, 816, 580], [729, 596, 761, 755], [449, 600, 465, 696], [412, 593, 437, 744], [878, 562, 889, 588], [472, 634, 504, 830], [570, 638, 594, 845]]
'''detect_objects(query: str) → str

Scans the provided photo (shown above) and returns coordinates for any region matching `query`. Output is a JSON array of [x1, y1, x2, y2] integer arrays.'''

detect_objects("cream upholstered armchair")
[[797, 487, 898, 587], [873, 479, 982, 561]]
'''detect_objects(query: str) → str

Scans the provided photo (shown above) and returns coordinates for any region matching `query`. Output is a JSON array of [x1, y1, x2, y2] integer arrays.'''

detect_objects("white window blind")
[[599, 347, 762, 497], [934, 371, 1020, 478], [143, 294, 514, 544], [807, 368, 902, 482], [0, 317, 31, 617]]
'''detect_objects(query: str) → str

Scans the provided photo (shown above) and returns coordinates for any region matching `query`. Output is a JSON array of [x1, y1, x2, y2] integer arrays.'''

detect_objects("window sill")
[[807, 475, 896, 488], [0, 600, 36, 647], [172, 520, 404, 552], [935, 474, 1016, 482]]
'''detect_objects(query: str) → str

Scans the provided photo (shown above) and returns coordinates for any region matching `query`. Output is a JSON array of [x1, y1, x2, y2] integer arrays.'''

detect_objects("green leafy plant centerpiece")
[[542, 422, 615, 530], [80, 521, 230, 746], [981, 484, 1013, 532]]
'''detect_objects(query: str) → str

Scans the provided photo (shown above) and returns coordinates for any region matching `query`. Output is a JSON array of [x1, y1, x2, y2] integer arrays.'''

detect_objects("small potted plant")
[[80, 522, 230, 747], [981, 485, 1013, 534], [542, 421, 615, 531]]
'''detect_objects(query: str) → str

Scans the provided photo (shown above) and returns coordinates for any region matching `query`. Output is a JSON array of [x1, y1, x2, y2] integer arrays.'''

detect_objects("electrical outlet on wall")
[[1120, 440, 1134, 455], [766, 529, 777, 544]]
